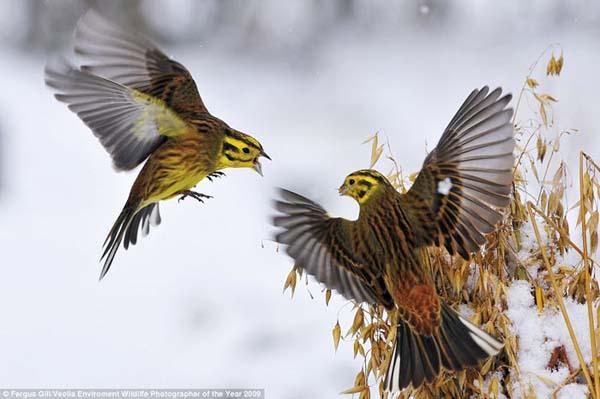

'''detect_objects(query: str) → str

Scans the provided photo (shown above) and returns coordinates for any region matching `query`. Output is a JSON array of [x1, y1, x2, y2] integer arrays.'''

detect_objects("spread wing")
[[399, 86, 515, 259], [74, 10, 207, 115], [45, 58, 190, 170], [273, 189, 392, 307]]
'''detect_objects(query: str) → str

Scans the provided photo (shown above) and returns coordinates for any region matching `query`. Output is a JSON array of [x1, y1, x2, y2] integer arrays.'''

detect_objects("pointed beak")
[[261, 150, 271, 161], [253, 150, 270, 176], [253, 160, 263, 177], [338, 185, 348, 196]]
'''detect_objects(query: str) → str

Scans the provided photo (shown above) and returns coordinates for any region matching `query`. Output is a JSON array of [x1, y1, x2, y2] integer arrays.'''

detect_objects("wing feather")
[[273, 188, 390, 306], [399, 86, 515, 258], [45, 58, 189, 170], [74, 10, 207, 114]]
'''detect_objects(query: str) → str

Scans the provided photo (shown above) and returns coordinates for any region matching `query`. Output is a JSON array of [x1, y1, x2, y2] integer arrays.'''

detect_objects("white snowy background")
[[0, 1, 599, 398]]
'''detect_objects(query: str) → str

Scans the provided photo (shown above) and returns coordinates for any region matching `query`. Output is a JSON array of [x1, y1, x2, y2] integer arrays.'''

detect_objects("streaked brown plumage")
[[44, 10, 269, 279], [272, 87, 514, 392]]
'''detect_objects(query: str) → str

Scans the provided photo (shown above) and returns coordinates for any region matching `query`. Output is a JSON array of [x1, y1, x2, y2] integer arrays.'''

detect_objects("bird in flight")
[[45, 10, 269, 280], [272, 86, 513, 393]]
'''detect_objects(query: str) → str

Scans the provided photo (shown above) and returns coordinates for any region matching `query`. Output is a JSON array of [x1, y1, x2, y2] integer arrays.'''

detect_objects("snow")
[[437, 177, 452, 195], [506, 280, 590, 399], [0, 3, 599, 398], [558, 383, 589, 399]]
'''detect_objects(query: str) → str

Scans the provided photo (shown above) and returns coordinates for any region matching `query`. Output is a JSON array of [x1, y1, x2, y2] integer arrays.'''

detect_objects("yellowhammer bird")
[[45, 11, 269, 280], [272, 86, 513, 393]]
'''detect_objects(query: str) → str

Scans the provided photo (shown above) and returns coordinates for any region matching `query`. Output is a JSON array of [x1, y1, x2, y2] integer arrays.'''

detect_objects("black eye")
[[243, 147, 250, 154], [349, 179, 355, 185]]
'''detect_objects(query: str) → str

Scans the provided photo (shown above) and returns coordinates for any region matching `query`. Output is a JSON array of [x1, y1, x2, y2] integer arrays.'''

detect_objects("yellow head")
[[338, 169, 390, 204], [217, 128, 270, 175]]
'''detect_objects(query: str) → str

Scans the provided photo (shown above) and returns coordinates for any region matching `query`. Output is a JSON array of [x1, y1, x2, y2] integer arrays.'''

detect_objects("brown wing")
[[45, 58, 190, 171], [273, 189, 393, 308], [399, 86, 514, 259], [74, 10, 207, 115]]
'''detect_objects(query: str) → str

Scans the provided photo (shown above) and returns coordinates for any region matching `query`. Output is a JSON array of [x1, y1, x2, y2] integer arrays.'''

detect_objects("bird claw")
[[207, 171, 225, 182], [178, 190, 213, 204]]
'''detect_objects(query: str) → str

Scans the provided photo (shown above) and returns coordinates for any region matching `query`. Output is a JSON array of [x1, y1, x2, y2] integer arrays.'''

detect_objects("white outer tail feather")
[[458, 315, 504, 356], [384, 315, 503, 395], [387, 343, 401, 395]]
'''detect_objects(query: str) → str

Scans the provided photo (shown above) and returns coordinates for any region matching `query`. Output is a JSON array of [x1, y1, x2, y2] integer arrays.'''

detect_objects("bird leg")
[[178, 190, 213, 203], [206, 171, 226, 182]]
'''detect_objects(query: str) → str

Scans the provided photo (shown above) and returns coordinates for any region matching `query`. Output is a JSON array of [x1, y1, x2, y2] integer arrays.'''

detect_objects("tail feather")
[[419, 334, 441, 380], [438, 309, 480, 369], [384, 303, 503, 393], [438, 304, 503, 370], [99, 203, 162, 280], [100, 207, 135, 280], [436, 319, 463, 371], [397, 324, 412, 389], [385, 320, 441, 393], [123, 203, 161, 249]]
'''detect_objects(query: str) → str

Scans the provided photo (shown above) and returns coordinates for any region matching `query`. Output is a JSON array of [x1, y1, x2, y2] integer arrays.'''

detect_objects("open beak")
[[253, 151, 271, 176], [338, 185, 348, 196], [253, 160, 264, 177]]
